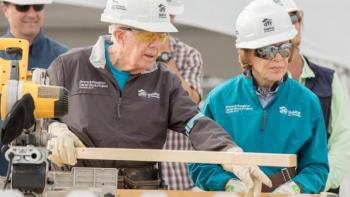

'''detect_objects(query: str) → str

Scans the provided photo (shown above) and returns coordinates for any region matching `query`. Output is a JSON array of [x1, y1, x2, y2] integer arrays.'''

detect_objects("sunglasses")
[[290, 11, 302, 25], [119, 27, 168, 44], [14, 4, 45, 12], [255, 43, 293, 60]]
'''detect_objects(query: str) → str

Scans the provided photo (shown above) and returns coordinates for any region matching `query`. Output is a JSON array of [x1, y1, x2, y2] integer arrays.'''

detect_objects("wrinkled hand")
[[47, 122, 85, 166], [272, 181, 301, 194], [225, 179, 247, 193], [222, 148, 272, 190]]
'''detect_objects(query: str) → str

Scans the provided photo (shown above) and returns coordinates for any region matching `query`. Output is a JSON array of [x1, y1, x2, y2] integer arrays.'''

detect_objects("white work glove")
[[222, 147, 272, 190], [272, 181, 301, 194], [225, 179, 247, 193], [47, 122, 85, 166]]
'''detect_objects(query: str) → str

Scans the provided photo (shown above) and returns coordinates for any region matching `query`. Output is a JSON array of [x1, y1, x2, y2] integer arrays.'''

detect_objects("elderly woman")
[[45, 0, 271, 190], [189, 0, 328, 194]]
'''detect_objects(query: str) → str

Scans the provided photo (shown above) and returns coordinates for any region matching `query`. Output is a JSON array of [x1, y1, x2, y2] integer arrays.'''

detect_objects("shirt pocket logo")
[[79, 80, 108, 90]]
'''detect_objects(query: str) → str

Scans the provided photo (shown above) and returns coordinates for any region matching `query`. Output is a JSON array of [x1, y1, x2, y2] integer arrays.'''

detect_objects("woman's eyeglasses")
[[255, 43, 293, 60], [290, 11, 302, 25]]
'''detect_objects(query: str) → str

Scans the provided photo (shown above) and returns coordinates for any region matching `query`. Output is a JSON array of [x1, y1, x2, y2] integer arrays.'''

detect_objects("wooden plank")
[[116, 189, 322, 197], [76, 148, 297, 167]]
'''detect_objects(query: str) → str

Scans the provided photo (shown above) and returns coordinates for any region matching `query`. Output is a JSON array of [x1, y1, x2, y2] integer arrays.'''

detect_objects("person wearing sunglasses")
[[273, 0, 350, 194], [0, 0, 68, 177], [0, 0, 68, 70], [44, 0, 272, 190], [189, 0, 328, 194]]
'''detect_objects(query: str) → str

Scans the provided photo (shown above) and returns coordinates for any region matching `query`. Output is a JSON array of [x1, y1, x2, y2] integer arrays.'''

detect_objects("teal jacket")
[[189, 74, 329, 193]]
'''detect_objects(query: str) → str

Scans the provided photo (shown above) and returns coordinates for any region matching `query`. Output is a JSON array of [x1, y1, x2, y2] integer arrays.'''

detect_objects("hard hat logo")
[[111, 0, 126, 11], [158, 4, 167, 19], [262, 18, 275, 33]]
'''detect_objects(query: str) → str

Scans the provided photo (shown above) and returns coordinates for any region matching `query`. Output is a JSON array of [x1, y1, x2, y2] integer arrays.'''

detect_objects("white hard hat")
[[271, 0, 301, 12], [101, 0, 178, 33], [2, 0, 52, 5], [235, 0, 297, 49], [165, 0, 184, 15]]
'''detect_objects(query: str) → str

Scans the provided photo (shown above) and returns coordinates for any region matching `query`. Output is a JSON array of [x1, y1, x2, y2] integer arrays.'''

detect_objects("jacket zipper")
[[260, 110, 267, 132], [117, 97, 122, 118]]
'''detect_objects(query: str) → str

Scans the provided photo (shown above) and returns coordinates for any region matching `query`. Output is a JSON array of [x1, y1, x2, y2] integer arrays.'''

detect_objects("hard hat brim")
[[101, 15, 178, 33], [168, 5, 184, 15], [236, 29, 297, 49], [2, 0, 53, 5]]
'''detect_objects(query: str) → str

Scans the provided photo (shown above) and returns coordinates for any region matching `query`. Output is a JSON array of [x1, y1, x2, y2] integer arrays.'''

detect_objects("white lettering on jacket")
[[279, 106, 301, 118], [138, 89, 160, 99], [79, 80, 108, 89], [225, 104, 253, 113]]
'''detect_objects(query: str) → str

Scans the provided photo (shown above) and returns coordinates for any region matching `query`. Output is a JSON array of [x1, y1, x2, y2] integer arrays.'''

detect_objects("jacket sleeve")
[[188, 95, 237, 191], [168, 74, 237, 152], [47, 56, 65, 86], [293, 101, 329, 193]]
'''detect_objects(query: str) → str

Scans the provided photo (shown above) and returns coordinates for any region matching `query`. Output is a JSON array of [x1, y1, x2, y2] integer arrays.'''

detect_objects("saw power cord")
[[2, 145, 14, 190]]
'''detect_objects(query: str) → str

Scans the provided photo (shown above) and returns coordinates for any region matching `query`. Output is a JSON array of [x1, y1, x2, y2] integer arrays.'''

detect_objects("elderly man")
[[46, 0, 272, 190], [0, 0, 68, 176]]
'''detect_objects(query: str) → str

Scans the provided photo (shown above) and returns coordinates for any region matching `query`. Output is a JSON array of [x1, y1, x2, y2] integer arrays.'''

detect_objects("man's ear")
[[112, 30, 125, 44], [1, 3, 10, 19]]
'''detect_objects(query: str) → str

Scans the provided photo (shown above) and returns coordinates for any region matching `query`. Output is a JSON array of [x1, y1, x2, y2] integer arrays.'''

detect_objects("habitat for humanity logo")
[[262, 18, 275, 33], [111, 0, 126, 11], [225, 104, 253, 114], [158, 4, 167, 19], [279, 106, 301, 118], [138, 89, 160, 99]]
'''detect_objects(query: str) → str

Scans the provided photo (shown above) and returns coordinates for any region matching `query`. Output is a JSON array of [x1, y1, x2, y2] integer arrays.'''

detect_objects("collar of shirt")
[[89, 35, 158, 74], [295, 55, 316, 85], [104, 42, 130, 91], [288, 56, 315, 85]]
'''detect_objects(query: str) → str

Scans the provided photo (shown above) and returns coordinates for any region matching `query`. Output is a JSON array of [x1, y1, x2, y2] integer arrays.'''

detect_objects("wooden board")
[[76, 148, 297, 167], [116, 189, 324, 197]]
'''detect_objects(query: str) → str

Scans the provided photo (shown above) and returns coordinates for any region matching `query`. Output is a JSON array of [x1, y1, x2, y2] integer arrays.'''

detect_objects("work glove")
[[272, 181, 301, 194], [221, 147, 272, 190], [225, 179, 247, 193], [47, 122, 85, 166]]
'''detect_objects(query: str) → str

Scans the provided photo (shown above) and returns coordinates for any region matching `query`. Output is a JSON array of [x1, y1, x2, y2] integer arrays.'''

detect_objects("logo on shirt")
[[279, 106, 301, 118], [225, 104, 253, 114], [138, 89, 160, 99], [79, 80, 108, 90]]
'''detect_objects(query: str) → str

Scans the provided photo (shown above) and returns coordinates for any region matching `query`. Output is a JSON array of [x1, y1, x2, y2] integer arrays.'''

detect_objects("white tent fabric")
[[54, 0, 350, 69]]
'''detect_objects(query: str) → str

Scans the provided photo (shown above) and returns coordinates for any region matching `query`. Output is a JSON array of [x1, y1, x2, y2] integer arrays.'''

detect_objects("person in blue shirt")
[[0, 0, 68, 176], [189, 0, 329, 194]]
